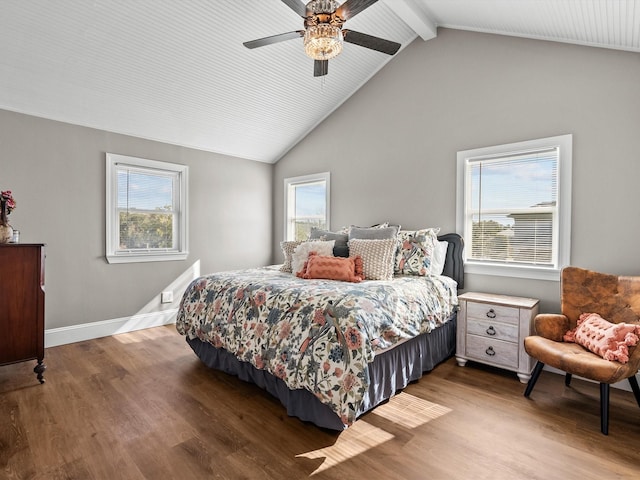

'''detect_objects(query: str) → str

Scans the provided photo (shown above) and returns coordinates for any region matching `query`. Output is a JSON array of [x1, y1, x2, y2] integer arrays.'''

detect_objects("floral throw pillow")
[[394, 227, 441, 275], [563, 312, 640, 363]]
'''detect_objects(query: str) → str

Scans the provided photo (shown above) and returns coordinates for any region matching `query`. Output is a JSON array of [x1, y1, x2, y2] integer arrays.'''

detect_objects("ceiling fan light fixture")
[[244, 0, 400, 77], [304, 24, 343, 60], [306, 0, 339, 15]]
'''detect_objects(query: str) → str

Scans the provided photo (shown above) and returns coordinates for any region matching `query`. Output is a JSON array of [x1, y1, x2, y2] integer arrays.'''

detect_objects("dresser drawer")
[[466, 301, 520, 326], [466, 318, 519, 343], [466, 335, 519, 369]]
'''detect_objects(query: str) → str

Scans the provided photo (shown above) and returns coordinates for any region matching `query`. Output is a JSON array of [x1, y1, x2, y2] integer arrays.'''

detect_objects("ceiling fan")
[[243, 0, 401, 77]]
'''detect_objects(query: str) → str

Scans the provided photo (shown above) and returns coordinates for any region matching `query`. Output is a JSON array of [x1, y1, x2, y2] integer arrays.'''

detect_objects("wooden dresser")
[[0, 243, 46, 383]]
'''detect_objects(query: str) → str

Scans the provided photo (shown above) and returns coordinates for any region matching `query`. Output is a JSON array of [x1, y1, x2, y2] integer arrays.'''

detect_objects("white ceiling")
[[1, 0, 639, 164]]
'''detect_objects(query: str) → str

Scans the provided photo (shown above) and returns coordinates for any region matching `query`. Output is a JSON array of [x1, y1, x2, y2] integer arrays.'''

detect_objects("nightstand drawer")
[[466, 335, 518, 369], [466, 318, 519, 343], [467, 301, 520, 326]]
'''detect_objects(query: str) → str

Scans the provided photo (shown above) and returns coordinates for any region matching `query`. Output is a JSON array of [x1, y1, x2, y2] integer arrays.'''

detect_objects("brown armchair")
[[523, 266, 640, 434]]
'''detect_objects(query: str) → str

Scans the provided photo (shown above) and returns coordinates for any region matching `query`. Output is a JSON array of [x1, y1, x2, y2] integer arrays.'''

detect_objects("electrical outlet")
[[161, 291, 174, 303]]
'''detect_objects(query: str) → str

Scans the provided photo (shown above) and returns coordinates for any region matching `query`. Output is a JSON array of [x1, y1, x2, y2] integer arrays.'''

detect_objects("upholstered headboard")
[[438, 233, 465, 289]]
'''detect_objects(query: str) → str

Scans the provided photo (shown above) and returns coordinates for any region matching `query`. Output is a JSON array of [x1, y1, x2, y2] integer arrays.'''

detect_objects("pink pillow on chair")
[[563, 313, 640, 363]]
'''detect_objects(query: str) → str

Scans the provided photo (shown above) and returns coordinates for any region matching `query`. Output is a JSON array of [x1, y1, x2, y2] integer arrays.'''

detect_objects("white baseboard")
[[45, 309, 179, 348]]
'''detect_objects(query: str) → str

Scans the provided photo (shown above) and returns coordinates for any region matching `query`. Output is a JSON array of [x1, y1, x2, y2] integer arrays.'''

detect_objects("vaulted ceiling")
[[1, 0, 639, 163]]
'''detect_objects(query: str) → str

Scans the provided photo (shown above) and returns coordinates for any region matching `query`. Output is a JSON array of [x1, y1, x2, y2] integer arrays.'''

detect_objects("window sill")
[[106, 252, 188, 264], [464, 261, 561, 281]]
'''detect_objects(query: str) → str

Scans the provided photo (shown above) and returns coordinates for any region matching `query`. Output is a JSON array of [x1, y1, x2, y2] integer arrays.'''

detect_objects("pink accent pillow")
[[297, 252, 364, 283], [563, 313, 640, 363]]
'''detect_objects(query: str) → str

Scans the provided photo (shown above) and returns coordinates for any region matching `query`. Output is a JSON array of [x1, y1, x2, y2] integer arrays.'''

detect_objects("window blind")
[[467, 148, 558, 266], [116, 166, 176, 250]]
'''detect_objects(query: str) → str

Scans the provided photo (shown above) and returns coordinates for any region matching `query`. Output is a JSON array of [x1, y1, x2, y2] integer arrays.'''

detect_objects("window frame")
[[106, 153, 189, 264], [283, 172, 330, 241], [456, 134, 572, 281]]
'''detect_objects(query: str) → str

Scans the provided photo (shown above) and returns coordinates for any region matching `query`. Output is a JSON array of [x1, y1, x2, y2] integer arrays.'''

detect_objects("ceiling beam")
[[384, 0, 437, 41]]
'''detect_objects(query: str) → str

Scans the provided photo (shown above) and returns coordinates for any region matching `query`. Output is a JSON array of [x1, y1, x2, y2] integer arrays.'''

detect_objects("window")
[[106, 153, 188, 264], [284, 172, 330, 241], [456, 134, 572, 280]]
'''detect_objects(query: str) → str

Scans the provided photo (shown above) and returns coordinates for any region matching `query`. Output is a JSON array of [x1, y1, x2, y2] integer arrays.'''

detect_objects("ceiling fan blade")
[[281, 0, 308, 17], [314, 60, 328, 77], [343, 30, 401, 55], [243, 31, 304, 49], [336, 0, 379, 21]]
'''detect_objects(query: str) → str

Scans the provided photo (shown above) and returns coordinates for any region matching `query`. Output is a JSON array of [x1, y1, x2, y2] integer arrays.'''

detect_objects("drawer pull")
[[486, 326, 496, 336], [486, 309, 496, 319], [485, 346, 496, 356]]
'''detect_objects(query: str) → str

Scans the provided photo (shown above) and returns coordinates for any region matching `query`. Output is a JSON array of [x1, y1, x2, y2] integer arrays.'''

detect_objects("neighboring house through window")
[[284, 172, 330, 241], [456, 134, 572, 280], [106, 153, 188, 264]]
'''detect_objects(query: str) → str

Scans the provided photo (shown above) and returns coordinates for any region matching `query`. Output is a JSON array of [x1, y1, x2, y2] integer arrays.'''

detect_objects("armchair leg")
[[565, 373, 572, 386], [629, 375, 640, 408], [524, 361, 545, 397], [600, 383, 609, 435]]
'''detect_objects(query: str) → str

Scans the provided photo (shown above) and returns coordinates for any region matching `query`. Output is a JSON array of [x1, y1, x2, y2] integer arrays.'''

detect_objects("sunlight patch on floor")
[[296, 421, 394, 475], [297, 394, 452, 474], [114, 325, 174, 344], [372, 392, 452, 429]]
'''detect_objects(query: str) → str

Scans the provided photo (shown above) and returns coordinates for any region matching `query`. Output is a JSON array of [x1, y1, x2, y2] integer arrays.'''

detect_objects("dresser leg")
[[455, 356, 468, 367], [34, 360, 46, 384]]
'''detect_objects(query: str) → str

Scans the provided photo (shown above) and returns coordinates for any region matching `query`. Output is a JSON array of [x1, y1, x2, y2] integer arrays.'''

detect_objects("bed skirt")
[[186, 313, 457, 430]]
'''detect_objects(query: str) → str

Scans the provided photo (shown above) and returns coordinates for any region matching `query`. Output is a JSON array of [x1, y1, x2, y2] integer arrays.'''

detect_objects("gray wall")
[[0, 109, 272, 329], [273, 28, 640, 313]]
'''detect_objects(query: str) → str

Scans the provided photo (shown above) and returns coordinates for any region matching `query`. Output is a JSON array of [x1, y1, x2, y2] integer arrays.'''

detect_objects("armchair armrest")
[[533, 313, 570, 341]]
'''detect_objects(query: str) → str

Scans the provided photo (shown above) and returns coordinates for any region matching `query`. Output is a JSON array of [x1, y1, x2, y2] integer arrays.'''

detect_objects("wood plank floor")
[[1, 325, 639, 479]]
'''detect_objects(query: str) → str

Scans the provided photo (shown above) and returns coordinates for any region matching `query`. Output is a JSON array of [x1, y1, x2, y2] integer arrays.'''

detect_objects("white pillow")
[[291, 240, 335, 275], [429, 241, 449, 276]]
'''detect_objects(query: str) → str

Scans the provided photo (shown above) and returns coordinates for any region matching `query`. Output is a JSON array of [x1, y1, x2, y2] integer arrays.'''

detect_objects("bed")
[[176, 233, 464, 430]]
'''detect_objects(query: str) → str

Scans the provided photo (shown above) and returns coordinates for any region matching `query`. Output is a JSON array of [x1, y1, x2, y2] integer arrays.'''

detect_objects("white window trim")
[[456, 134, 572, 281], [106, 153, 189, 264], [283, 172, 330, 241]]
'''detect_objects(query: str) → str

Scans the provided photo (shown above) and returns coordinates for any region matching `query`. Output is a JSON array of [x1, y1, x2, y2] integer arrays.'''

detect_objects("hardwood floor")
[[1, 325, 639, 479]]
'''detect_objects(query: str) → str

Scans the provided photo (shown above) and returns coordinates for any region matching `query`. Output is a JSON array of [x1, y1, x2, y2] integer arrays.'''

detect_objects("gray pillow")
[[349, 225, 399, 240], [309, 228, 349, 257]]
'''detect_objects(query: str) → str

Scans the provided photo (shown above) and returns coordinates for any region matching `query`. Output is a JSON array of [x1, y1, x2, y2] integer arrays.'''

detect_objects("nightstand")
[[456, 292, 539, 383]]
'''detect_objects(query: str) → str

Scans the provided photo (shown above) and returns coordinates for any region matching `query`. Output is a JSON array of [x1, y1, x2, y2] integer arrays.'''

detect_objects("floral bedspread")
[[176, 266, 458, 426]]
